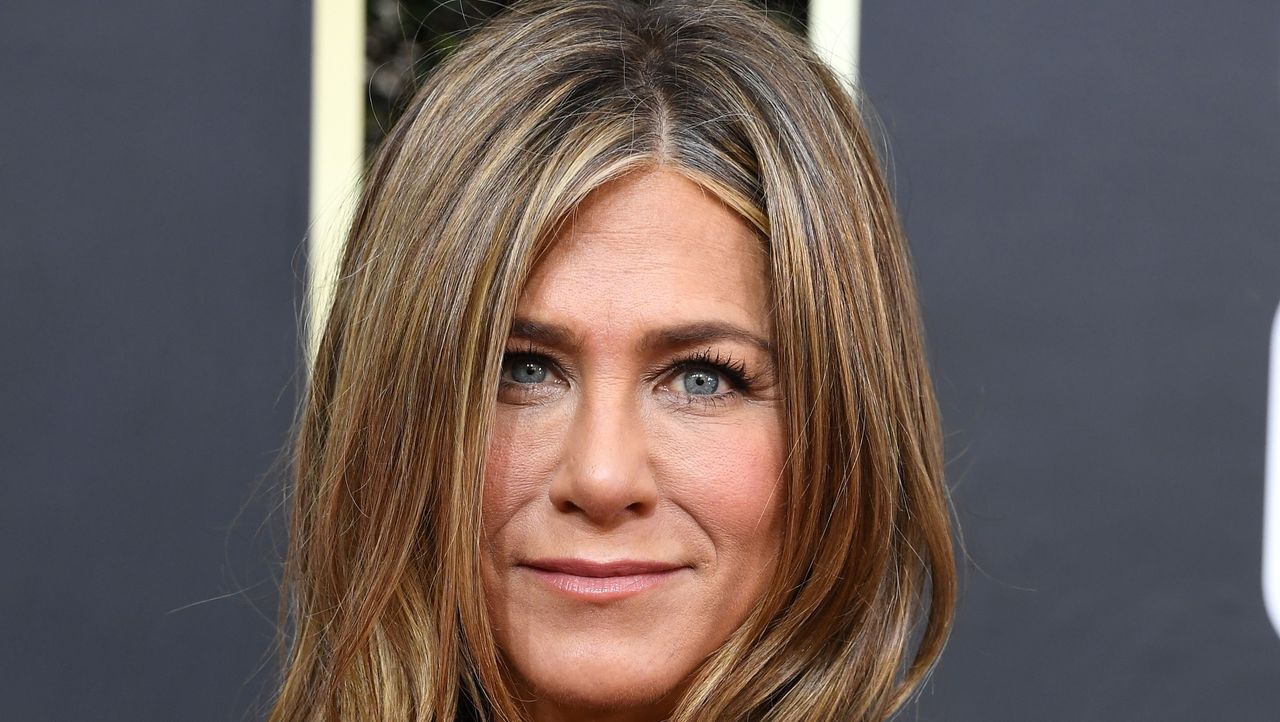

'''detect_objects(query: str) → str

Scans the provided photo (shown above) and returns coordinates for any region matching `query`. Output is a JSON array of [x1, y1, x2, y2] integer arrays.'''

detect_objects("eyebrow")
[[508, 317, 775, 357]]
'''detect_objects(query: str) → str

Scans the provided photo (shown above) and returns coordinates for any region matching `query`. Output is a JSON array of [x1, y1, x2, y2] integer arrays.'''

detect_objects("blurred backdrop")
[[1, 1, 1278, 720]]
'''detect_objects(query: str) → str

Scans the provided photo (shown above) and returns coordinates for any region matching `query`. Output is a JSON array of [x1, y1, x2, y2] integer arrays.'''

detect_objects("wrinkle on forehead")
[[519, 169, 773, 348]]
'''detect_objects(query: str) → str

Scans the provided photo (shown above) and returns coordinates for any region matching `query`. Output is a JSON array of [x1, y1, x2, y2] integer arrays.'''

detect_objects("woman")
[[270, 1, 956, 720]]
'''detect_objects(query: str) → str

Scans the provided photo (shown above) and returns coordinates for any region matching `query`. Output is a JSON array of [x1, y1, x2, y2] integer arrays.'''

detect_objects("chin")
[[512, 635, 691, 715]]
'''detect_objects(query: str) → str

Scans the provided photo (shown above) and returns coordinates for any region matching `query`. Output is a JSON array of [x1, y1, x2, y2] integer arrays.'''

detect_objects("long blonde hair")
[[269, 1, 955, 719]]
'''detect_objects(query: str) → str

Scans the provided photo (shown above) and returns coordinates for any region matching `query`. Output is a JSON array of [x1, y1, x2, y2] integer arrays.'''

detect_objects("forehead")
[[518, 169, 772, 344]]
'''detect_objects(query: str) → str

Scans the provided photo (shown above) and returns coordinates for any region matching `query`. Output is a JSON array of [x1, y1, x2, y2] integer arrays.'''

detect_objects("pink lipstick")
[[520, 558, 687, 601]]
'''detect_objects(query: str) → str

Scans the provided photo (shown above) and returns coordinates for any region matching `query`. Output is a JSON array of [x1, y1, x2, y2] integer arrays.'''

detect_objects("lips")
[[519, 557, 688, 600], [523, 558, 684, 576]]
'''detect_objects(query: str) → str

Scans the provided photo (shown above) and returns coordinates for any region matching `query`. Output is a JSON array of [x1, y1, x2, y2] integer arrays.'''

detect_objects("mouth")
[[519, 558, 689, 601]]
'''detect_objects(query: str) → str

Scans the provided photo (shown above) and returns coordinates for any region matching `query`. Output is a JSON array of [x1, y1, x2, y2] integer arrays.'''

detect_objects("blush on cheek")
[[656, 413, 786, 546], [482, 426, 515, 525], [482, 412, 521, 508], [483, 410, 559, 531]]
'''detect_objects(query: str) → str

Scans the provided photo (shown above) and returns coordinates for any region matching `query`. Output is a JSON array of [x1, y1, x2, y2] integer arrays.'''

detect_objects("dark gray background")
[[0, 1, 309, 720], [862, 1, 1280, 719], [2, 1, 1278, 720]]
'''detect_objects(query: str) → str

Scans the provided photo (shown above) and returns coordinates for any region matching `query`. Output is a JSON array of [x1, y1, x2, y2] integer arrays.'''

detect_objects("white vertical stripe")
[[307, 0, 365, 368], [808, 0, 861, 91], [1264, 302, 1280, 637]]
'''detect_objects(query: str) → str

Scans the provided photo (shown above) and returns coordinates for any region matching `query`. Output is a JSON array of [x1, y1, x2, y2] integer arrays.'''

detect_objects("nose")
[[549, 389, 657, 526]]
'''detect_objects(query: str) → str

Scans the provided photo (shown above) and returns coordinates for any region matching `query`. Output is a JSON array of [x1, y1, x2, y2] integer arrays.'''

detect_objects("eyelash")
[[498, 343, 763, 410]]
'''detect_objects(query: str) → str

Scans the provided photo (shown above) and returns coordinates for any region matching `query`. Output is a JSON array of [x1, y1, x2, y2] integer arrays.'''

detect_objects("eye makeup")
[[497, 341, 772, 410]]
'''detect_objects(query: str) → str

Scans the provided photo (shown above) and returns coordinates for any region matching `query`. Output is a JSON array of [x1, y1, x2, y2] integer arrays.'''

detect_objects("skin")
[[481, 168, 787, 722]]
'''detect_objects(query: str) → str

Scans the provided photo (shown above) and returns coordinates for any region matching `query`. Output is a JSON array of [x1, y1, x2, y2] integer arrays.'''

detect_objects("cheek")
[[654, 407, 787, 559], [482, 409, 559, 534]]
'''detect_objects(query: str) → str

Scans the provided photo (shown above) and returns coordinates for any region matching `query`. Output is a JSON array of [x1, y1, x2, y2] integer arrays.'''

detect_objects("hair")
[[268, 1, 956, 720]]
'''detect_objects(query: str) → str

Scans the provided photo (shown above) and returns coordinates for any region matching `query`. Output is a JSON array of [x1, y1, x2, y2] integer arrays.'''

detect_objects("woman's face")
[[482, 168, 787, 720]]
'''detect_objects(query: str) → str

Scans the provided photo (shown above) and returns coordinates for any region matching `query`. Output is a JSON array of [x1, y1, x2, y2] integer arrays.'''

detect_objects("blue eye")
[[682, 368, 721, 395], [506, 355, 548, 384]]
